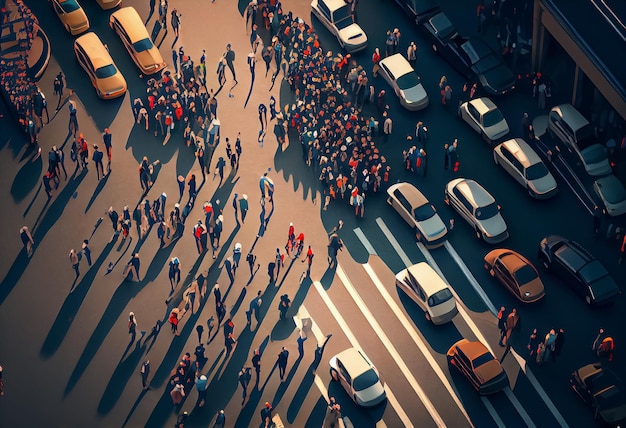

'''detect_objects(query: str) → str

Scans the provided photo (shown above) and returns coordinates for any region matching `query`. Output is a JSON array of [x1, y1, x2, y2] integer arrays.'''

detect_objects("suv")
[[445, 178, 509, 243], [329, 348, 386, 407], [458, 97, 509, 143], [311, 0, 367, 53], [548, 104, 612, 176], [538, 235, 620, 305]]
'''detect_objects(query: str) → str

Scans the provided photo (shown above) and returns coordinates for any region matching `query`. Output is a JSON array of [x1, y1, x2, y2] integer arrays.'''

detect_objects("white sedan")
[[594, 174, 626, 217], [387, 182, 447, 247], [378, 53, 428, 111], [458, 97, 509, 143], [311, 0, 367, 53]]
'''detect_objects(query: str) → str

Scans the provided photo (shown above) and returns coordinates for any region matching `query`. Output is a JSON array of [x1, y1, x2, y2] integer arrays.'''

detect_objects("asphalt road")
[[0, 0, 624, 427]]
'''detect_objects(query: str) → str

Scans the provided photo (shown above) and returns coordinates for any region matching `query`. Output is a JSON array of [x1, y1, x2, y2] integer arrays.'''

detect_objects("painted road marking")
[[334, 267, 441, 427], [480, 397, 506, 428], [314, 373, 329, 403], [444, 241, 498, 316], [375, 218, 413, 266], [360, 263, 473, 427], [504, 388, 537, 428], [353, 227, 377, 255], [312, 281, 414, 427], [440, 244, 568, 427]]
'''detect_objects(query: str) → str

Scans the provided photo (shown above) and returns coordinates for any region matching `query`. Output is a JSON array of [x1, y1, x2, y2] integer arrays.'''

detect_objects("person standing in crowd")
[[92, 145, 104, 180], [527, 328, 540, 357], [140, 360, 150, 389], [170, 8, 181, 39], [497, 306, 507, 346], [81, 239, 92, 267], [20, 226, 35, 257], [278, 294, 291, 320], [301, 245, 314, 277], [239, 194, 249, 223], [224, 44, 237, 84], [69, 249, 80, 279], [68, 99, 79, 138], [239, 367, 251, 405], [54, 71, 65, 110], [407, 41, 417, 68], [277, 347, 289, 381], [103, 128, 112, 173], [168, 257, 181, 293], [500, 308, 520, 362], [128, 312, 137, 342], [252, 349, 262, 387]]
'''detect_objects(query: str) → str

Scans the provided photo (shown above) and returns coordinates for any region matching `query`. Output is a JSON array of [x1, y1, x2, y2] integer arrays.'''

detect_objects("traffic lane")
[[302, 278, 415, 427]]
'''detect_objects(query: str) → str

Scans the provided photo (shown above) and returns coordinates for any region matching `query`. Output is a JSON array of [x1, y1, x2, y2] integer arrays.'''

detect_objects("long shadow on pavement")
[[64, 277, 151, 396], [0, 170, 86, 306], [10, 153, 42, 203], [84, 172, 111, 213], [40, 239, 117, 358]]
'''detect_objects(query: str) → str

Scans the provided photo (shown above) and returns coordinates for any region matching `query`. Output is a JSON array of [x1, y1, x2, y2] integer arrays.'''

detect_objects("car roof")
[[405, 262, 448, 295], [469, 97, 497, 115], [499, 138, 541, 168], [319, 0, 350, 12], [554, 242, 590, 271], [454, 339, 489, 360], [75, 32, 114, 68], [499, 251, 527, 272], [335, 348, 373, 376], [550, 104, 590, 132], [454, 179, 495, 208], [111, 7, 149, 43], [595, 174, 626, 204], [379, 53, 413, 76], [389, 182, 428, 207], [428, 12, 456, 39]]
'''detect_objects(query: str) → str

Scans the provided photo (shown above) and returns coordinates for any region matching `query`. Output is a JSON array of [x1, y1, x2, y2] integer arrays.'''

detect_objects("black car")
[[422, 12, 516, 95], [570, 363, 626, 427], [391, 0, 441, 25], [538, 235, 620, 306]]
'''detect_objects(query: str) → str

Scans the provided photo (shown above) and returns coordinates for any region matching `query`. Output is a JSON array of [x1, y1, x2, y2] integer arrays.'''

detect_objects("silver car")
[[329, 348, 386, 407], [445, 178, 509, 243], [493, 138, 558, 199], [387, 182, 447, 247], [458, 97, 509, 143], [378, 54, 429, 111], [594, 174, 626, 217], [311, 0, 367, 53]]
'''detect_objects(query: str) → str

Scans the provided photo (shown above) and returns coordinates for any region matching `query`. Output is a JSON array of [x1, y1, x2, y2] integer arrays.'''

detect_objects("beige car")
[[484, 249, 545, 303], [109, 7, 166, 75], [447, 339, 508, 395], [96, 0, 122, 9], [74, 32, 127, 99], [50, 0, 90, 35]]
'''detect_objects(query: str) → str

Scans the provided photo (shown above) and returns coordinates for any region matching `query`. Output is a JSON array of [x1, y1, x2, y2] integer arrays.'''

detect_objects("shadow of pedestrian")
[[40, 239, 116, 358], [11, 152, 42, 203], [120, 387, 150, 428], [98, 340, 146, 415], [286, 356, 323, 423], [142, 239, 177, 283], [270, 317, 296, 342], [84, 172, 111, 213], [22, 182, 43, 218], [271, 357, 302, 407], [320, 266, 336, 291]]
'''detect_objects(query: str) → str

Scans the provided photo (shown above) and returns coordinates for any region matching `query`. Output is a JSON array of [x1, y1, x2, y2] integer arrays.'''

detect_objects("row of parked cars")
[[49, 1, 166, 99]]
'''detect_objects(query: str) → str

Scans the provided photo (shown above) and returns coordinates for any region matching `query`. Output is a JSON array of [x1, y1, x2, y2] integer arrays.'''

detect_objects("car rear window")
[[133, 38, 154, 53], [353, 368, 379, 391], [475, 202, 498, 220], [61, 0, 81, 12], [513, 264, 537, 284], [482, 109, 504, 128], [414, 203, 435, 221], [396, 72, 420, 90], [428, 288, 453, 307], [472, 352, 494, 369], [95, 64, 117, 79], [525, 162, 549, 180]]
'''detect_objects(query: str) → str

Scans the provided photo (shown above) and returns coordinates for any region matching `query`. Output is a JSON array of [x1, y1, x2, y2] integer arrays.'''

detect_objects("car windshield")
[[396, 72, 420, 90], [133, 38, 154, 53], [60, 0, 81, 12], [428, 289, 453, 307], [482, 109, 504, 128], [95, 64, 117, 79], [353, 369, 379, 391], [525, 162, 549, 180], [513, 264, 537, 284], [413, 203, 435, 221], [475, 202, 499, 220], [332, 5, 354, 29], [472, 352, 494, 369]]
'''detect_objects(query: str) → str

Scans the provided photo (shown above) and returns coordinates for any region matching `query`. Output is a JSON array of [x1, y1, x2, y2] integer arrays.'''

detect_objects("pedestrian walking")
[[593, 205, 604, 237], [196, 324, 204, 344], [196, 144, 206, 181], [252, 349, 261, 386], [141, 360, 150, 389], [277, 347, 289, 380], [216, 300, 227, 325], [207, 316, 215, 343], [196, 374, 209, 407], [497, 306, 507, 346], [225, 332, 237, 354], [214, 410, 226, 428], [224, 44, 237, 83], [55, 145, 67, 180], [592, 328, 605, 352], [224, 256, 235, 284], [169, 309, 179, 334], [81, 239, 92, 267], [171, 9, 180, 38], [261, 402, 273, 425], [103, 128, 112, 173], [447, 139, 459, 172], [193, 220, 207, 254], [124, 252, 141, 282], [542, 329, 557, 363], [500, 308, 520, 362], [239, 194, 249, 223], [554, 328, 565, 361], [69, 249, 80, 278], [297, 329, 307, 359], [92, 145, 104, 180], [232, 193, 239, 224], [128, 312, 137, 342], [168, 257, 181, 292], [239, 367, 251, 404], [407, 41, 417, 68], [278, 294, 291, 320], [213, 283, 222, 308], [78, 134, 89, 169], [170, 383, 185, 405], [527, 328, 540, 357], [54, 71, 65, 109], [233, 242, 242, 274], [301, 245, 314, 277], [20, 226, 35, 257], [68, 100, 79, 138], [327, 233, 343, 268], [246, 252, 257, 276], [187, 174, 197, 204]]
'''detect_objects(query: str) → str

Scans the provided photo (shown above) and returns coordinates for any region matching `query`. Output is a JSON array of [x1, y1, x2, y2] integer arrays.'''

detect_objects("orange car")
[[484, 249, 545, 303], [447, 339, 508, 395]]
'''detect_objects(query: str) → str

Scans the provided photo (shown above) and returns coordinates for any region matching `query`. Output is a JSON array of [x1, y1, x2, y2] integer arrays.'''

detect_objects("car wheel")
[[330, 368, 339, 381], [475, 228, 483, 240]]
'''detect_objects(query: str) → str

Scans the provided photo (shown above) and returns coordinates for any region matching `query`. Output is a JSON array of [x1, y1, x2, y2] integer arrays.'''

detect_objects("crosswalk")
[[300, 215, 570, 427]]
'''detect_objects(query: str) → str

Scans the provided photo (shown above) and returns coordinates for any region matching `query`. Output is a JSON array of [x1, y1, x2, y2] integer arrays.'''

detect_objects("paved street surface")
[[0, 0, 624, 427]]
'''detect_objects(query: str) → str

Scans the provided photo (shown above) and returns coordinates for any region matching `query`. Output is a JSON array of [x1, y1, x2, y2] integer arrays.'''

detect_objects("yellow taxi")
[[50, 0, 90, 35], [74, 32, 127, 99], [96, 0, 122, 10], [109, 7, 166, 75]]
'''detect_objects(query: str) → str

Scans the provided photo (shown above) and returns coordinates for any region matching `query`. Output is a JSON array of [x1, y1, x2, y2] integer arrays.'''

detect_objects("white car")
[[387, 182, 447, 247], [445, 178, 509, 243], [493, 138, 558, 199], [548, 104, 612, 177], [458, 97, 509, 143], [329, 348, 386, 407], [594, 174, 626, 217], [311, 0, 367, 53], [378, 53, 428, 111]]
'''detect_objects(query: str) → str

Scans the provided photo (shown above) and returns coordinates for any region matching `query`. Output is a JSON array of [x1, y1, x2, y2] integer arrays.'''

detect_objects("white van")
[[395, 262, 458, 325]]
